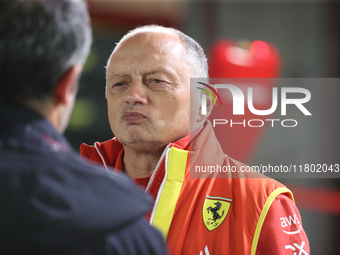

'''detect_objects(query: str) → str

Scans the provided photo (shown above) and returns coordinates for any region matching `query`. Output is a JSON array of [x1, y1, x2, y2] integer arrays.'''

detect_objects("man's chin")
[[118, 135, 167, 153]]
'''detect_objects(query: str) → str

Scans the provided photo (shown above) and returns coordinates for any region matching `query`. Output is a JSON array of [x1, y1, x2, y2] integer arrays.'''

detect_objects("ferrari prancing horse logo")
[[202, 195, 232, 231]]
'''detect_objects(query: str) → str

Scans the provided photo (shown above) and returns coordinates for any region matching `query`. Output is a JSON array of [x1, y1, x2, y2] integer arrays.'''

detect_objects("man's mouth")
[[122, 111, 147, 123]]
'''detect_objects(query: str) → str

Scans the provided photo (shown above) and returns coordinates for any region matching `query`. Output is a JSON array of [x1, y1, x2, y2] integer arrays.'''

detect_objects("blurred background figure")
[[0, 0, 167, 254]]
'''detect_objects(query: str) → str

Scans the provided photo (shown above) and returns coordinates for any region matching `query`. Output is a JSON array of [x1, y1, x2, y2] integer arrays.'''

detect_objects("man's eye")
[[152, 79, 164, 84], [114, 82, 125, 87]]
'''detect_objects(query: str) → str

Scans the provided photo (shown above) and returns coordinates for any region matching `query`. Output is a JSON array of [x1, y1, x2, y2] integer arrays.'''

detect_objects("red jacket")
[[81, 122, 309, 255]]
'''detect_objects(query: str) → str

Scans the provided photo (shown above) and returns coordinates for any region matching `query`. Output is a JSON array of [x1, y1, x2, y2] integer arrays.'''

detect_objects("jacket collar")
[[0, 104, 71, 153]]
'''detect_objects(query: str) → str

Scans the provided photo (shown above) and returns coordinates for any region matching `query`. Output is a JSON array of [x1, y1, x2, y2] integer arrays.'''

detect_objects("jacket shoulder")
[[105, 217, 168, 255]]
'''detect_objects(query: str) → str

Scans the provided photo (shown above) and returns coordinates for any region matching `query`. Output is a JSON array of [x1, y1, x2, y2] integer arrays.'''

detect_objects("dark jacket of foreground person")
[[0, 104, 167, 255]]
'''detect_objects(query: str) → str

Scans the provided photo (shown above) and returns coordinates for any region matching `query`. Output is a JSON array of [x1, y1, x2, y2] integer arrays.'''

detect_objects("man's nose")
[[125, 81, 148, 105]]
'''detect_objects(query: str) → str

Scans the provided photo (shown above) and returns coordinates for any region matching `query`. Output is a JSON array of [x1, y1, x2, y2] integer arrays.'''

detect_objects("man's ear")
[[197, 90, 216, 122], [54, 65, 82, 105]]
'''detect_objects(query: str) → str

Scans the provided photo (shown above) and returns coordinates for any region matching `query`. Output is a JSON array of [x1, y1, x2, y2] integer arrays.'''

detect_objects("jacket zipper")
[[149, 144, 171, 225], [145, 143, 171, 192], [94, 142, 109, 171]]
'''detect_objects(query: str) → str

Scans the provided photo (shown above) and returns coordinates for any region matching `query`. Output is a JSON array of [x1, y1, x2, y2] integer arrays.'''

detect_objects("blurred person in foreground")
[[0, 1, 167, 254], [81, 25, 310, 255]]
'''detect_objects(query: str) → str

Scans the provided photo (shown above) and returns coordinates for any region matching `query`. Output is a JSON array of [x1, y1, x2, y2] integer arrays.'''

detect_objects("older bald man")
[[81, 25, 309, 255]]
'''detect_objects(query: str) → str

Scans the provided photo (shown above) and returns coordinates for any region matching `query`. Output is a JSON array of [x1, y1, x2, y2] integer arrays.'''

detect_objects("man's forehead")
[[107, 31, 186, 71], [113, 31, 183, 56], [105, 30, 193, 83], [108, 47, 167, 71]]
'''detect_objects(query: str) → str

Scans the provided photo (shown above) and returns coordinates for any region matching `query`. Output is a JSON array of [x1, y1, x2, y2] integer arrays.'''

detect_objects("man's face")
[[106, 32, 196, 151]]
